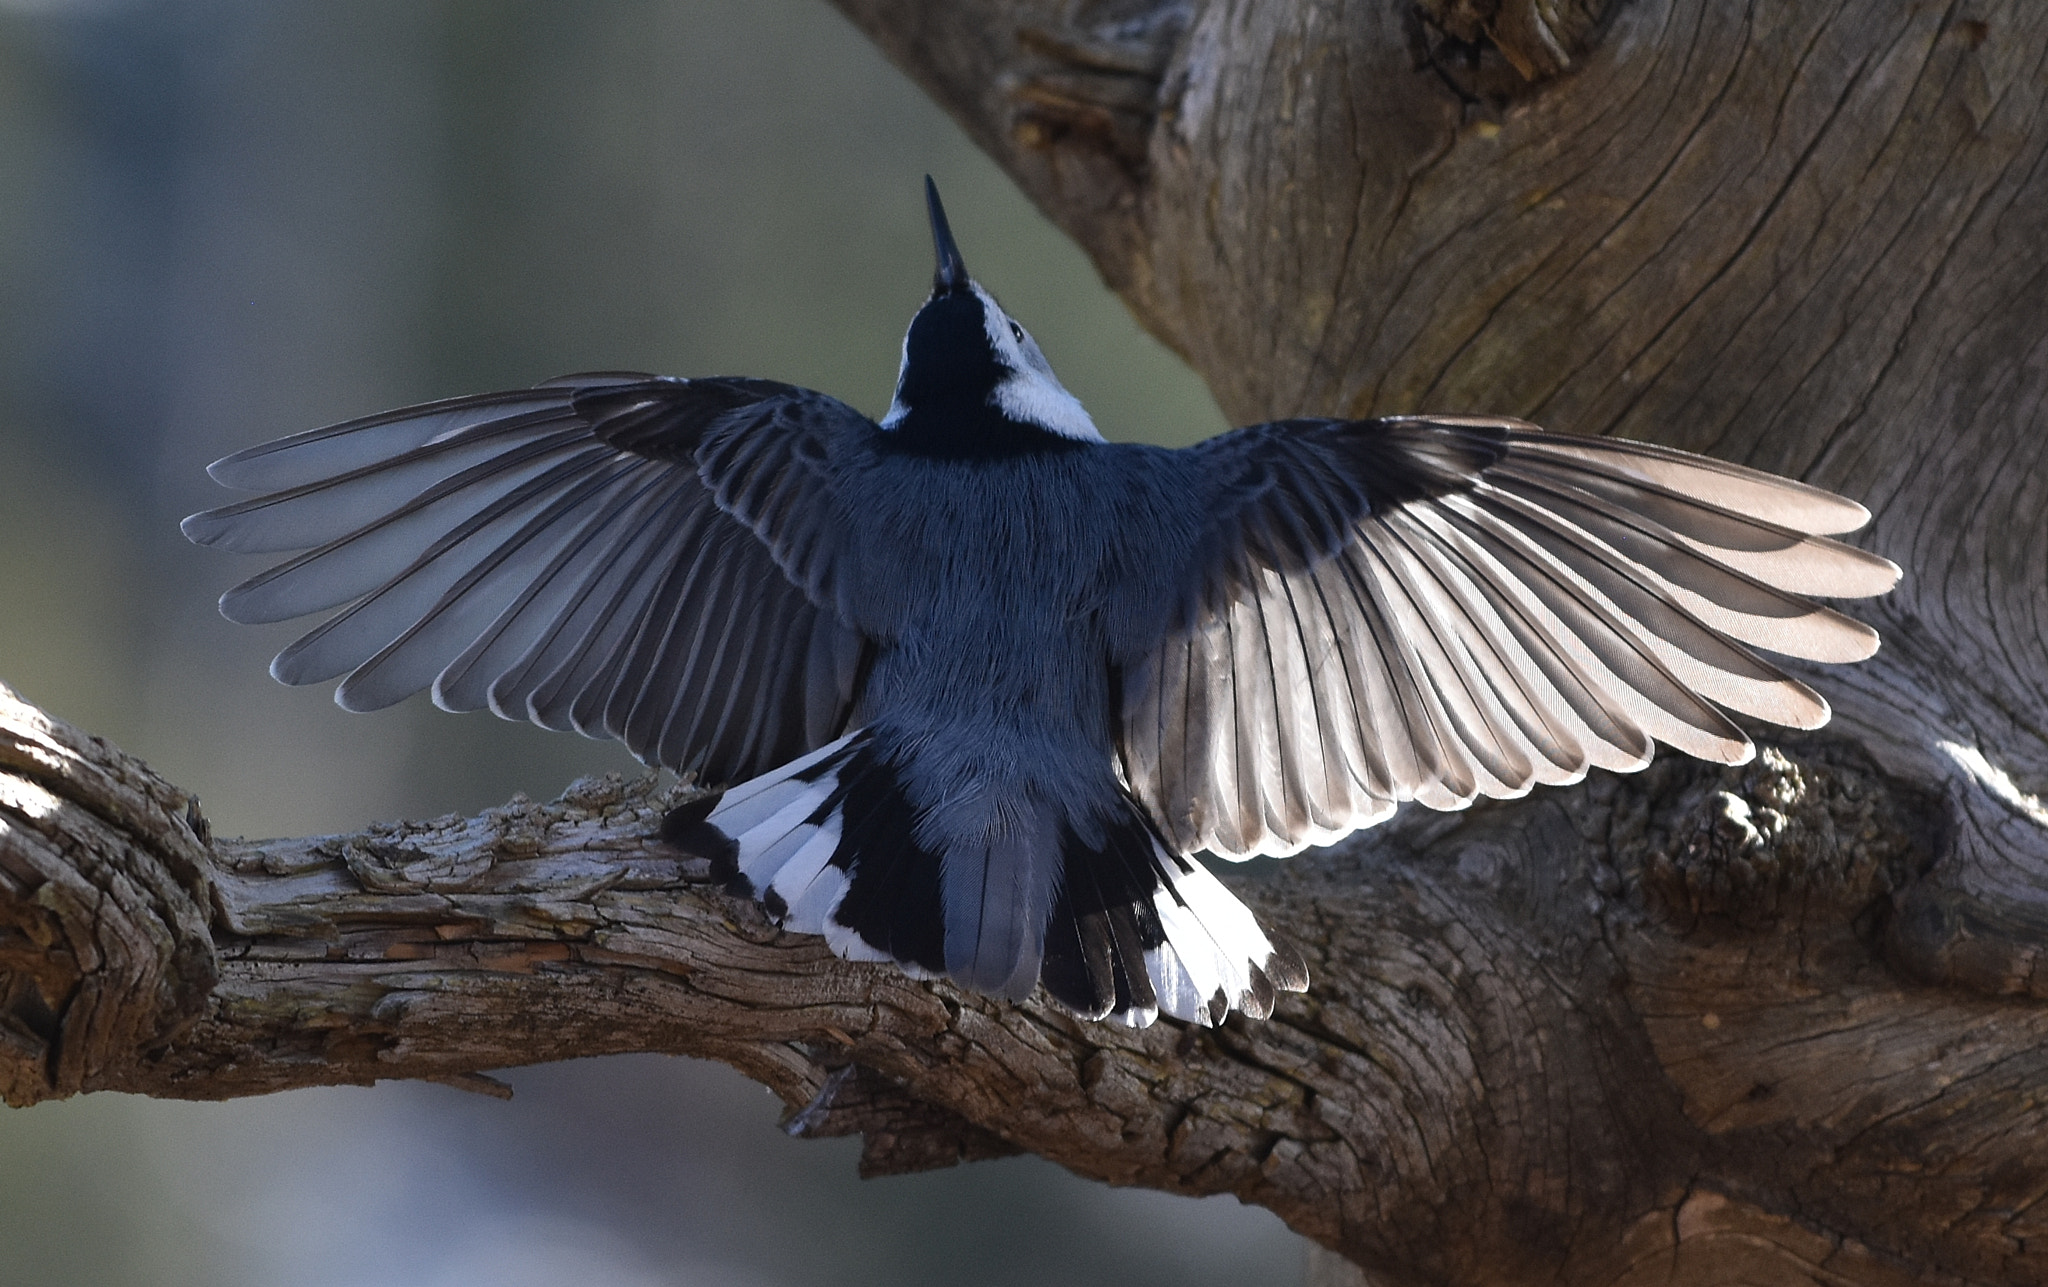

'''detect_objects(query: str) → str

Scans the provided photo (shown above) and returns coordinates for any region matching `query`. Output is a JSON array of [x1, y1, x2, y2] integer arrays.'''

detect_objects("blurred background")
[[0, 2, 1313, 1284]]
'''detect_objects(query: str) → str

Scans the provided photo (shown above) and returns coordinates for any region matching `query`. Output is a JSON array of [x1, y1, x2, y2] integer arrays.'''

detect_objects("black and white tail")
[[664, 729, 1307, 1027], [1037, 800, 1306, 1026]]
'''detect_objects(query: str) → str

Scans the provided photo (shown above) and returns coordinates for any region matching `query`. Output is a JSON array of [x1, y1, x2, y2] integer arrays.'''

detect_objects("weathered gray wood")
[[9, 1, 2048, 1282], [3, 670, 2039, 1284]]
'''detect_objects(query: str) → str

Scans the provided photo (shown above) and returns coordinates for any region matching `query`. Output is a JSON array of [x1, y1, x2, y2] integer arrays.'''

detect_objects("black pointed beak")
[[925, 176, 969, 295]]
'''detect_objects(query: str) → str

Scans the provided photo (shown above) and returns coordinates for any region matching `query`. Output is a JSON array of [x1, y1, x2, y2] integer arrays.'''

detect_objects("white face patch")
[[880, 329, 912, 429], [880, 281, 1105, 441], [975, 285, 1104, 443]]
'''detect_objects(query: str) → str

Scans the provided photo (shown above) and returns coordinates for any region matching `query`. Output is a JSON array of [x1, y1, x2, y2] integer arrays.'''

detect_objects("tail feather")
[[1042, 796, 1307, 1027], [670, 731, 1308, 1026], [708, 732, 855, 834], [697, 729, 946, 976], [1041, 807, 1167, 1023], [1144, 943, 1207, 1025], [827, 748, 946, 973]]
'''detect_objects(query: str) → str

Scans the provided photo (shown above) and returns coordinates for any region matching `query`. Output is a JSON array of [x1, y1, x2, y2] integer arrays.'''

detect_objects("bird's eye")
[[1008, 321, 1025, 343]]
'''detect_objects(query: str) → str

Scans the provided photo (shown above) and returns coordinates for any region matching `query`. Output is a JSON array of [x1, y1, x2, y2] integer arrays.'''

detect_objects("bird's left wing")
[[1119, 415, 1900, 860], [183, 374, 874, 783]]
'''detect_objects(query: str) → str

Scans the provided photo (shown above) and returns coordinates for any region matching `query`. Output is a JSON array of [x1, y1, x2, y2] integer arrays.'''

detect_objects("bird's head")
[[878, 178, 1102, 456]]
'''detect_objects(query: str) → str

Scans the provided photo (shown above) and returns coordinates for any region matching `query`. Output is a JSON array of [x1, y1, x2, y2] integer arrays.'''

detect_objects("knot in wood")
[[1639, 746, 1916, 930], [1412, 0, 1611, 96], [0, 683, 220, 1105]]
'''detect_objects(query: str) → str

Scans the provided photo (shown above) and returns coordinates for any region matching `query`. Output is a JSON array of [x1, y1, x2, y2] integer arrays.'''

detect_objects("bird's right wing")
[[182, 374, 875, 783], [1118, 416, 1901, 860]]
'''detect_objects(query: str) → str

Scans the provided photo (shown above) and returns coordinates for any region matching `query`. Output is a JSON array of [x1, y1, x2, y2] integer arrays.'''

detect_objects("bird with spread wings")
[[185, 181, 1899, 1028]]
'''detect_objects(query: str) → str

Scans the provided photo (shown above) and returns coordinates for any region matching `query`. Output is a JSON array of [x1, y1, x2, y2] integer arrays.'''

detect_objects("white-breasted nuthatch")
[[185, 179, 1899, 1027]]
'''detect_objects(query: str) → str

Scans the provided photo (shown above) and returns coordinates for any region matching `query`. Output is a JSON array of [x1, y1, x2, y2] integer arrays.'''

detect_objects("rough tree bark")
[[4, 2, 2046, 1283]]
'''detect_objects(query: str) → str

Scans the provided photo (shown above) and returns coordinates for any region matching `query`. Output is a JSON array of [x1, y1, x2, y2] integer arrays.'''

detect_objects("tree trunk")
[[7, 2, 2048, 1282]]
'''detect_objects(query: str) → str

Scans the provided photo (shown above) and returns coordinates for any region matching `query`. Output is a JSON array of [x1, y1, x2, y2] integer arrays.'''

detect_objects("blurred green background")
[[0, 2, 1313, 1285]]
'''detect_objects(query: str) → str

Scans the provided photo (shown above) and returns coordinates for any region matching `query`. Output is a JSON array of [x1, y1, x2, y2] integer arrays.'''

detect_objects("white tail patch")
[[703, 729, 901, 968], [707, 729, 855, 924], [1144, 848, 1302, 1027]]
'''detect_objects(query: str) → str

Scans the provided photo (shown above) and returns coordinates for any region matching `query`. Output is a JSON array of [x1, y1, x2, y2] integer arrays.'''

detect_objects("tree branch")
[[12, 2, 2048, 1282], [7, 677, 2042, 1283]]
